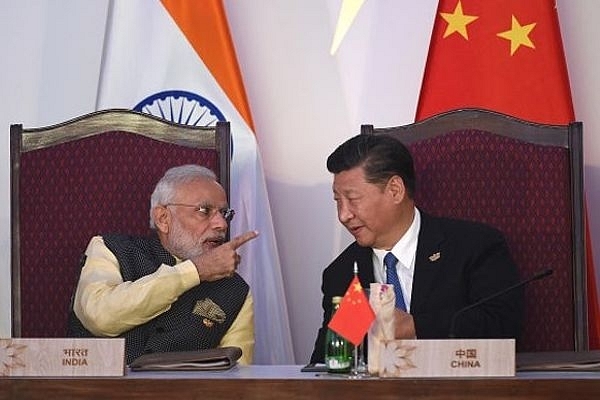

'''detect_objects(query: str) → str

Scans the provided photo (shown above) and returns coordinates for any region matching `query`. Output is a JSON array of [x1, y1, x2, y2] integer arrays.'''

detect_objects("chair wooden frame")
[[10, 108, 231, 337], [361, 107, 587, 351]]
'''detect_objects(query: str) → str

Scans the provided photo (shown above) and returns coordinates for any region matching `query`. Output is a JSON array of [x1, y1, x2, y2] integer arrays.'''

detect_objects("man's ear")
[[387, 175, 407, 203], [152, 206, 170, 233]]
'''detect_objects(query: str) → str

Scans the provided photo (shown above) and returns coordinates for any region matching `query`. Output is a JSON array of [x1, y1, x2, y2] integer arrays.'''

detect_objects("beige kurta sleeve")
[[73, 235, 202, 336]]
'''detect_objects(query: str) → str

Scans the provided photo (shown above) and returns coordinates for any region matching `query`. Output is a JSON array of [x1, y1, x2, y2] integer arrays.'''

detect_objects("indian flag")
[[96, 0, 293, 364]]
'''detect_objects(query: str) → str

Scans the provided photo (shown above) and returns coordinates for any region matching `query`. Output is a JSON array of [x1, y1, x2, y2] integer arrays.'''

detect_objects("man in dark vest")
[[68, 164, 258, 365]]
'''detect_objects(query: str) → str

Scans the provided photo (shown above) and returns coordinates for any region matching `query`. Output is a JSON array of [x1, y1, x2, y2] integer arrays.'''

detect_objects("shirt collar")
[[373, 207, 421, 272]]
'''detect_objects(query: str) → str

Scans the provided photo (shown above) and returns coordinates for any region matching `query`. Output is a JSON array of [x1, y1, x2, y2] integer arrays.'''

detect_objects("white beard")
[[166, 217, 204, 260]]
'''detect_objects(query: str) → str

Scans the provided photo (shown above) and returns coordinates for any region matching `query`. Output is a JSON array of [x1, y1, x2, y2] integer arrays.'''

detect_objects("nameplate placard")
[[0, 338, 125, 376], [377, 339, 514, 378]]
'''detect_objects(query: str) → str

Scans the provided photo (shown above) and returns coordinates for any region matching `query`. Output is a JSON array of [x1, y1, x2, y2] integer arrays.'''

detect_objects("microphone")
[[448, 268, 553, 338]]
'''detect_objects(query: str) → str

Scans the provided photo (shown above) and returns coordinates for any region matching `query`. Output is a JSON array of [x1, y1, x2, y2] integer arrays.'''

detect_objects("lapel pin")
[[428, 252, 441, 262]]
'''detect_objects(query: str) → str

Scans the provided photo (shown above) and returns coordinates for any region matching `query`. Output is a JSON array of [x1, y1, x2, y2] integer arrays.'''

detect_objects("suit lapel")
[[410, 213, 446, 312]]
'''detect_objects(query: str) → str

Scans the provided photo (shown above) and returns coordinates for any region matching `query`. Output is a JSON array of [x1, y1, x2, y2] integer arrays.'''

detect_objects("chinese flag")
[[416, 0, 600, 348], [328, 276, 376, 346]]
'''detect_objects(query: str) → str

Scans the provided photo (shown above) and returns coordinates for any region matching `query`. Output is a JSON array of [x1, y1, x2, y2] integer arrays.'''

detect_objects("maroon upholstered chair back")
[[362, 108, 586, 352], [10, 109, 231, 338]]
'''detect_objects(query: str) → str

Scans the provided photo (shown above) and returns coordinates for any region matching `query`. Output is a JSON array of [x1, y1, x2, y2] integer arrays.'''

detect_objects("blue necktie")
[[384, 252, 407, 311]]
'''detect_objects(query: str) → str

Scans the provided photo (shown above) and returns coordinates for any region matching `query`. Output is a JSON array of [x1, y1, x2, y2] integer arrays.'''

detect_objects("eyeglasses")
[[165, 203, 235, 222]]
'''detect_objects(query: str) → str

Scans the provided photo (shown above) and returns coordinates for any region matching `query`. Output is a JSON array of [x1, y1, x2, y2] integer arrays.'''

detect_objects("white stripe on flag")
[[96, 0, 293, 364]]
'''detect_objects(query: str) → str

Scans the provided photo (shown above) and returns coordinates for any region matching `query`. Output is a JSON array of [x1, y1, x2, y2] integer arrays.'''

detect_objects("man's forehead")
[[176, 179, 226, 202], [333, 167, 368, 185]]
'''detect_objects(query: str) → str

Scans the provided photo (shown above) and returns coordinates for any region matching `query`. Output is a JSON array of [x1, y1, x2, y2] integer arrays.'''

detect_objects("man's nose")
[[338, 203, 353, 223]]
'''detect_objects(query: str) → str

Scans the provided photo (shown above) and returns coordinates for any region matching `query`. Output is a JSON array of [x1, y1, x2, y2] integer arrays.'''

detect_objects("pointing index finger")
[[230, 230, 259, 250]]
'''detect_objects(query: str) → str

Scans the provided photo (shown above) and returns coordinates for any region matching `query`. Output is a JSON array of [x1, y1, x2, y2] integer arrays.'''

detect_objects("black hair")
[[326, 134, 415, 197]]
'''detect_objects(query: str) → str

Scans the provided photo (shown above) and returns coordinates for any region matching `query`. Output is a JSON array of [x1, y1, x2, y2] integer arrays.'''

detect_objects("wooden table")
[[2, 365, 600, 399]]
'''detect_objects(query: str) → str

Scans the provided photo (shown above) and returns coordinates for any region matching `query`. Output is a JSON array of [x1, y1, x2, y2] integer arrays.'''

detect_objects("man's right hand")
[[394, 308, 417, 339], [192, 230, 259, 282]]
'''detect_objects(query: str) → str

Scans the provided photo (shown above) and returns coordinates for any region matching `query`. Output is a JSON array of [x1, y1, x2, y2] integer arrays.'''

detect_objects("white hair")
[[149, 164, 217, 229]]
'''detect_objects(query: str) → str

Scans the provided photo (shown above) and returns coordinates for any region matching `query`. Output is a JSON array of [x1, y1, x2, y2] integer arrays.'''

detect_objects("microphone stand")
[[448, 268, 553, 338]]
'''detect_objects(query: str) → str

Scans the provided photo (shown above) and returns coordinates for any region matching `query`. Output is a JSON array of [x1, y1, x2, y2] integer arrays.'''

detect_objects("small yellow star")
[[440, 0, 479, 40], [497, 15, 536, 55]]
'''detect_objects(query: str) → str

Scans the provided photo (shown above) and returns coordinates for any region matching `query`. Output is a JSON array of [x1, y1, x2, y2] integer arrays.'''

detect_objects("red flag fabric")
[[416, 0, 573, 123], [328, 276, 375, 346], [416, 0, 600, 348]]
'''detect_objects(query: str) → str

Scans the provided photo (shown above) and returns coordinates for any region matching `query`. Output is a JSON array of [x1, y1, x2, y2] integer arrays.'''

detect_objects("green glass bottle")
[[324, 296, 353, 373]]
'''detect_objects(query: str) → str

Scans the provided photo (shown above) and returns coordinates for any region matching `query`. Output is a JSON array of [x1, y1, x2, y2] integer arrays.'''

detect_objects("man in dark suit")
[[310, 134, 523, 363]]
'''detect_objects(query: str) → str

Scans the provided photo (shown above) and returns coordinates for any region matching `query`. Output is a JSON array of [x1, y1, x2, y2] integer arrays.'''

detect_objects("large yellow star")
[[440, 0, 479, 40], [497, 15, 536, 55]]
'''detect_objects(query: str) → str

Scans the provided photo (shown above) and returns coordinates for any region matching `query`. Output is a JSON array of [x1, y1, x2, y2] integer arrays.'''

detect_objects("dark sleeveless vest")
[[67, 233, 249, 365]]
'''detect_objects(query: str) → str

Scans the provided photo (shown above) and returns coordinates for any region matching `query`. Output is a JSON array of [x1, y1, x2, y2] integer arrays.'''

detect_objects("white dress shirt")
[[372, 207, 421, 312]]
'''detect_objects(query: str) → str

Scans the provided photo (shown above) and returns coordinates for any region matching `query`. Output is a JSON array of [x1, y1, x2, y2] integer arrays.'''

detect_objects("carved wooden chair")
[[362, 108, 586, 351], [10, 109, 231, 338]]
